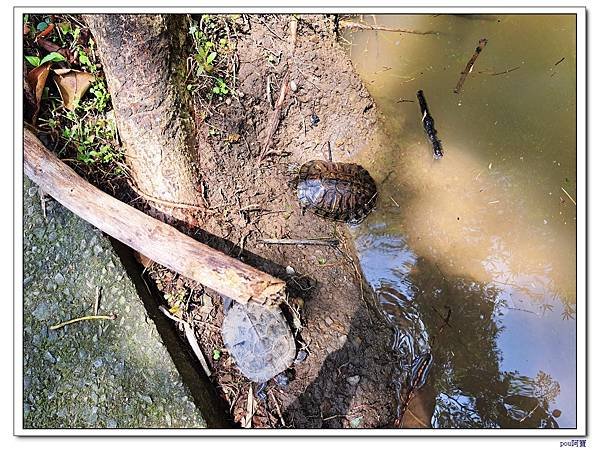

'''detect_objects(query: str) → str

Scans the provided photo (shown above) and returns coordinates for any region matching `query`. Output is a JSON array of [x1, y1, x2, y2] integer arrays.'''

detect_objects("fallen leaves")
[[24, 62, 52, 123], [53, 68, 96, 110]]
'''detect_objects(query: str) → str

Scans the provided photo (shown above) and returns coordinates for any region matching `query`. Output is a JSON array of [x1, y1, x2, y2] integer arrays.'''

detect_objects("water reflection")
[[346, 14, 576, 428]]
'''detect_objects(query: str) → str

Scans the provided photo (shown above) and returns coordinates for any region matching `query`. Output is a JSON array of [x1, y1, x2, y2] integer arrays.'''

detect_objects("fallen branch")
[[258, 72, 290, 163], [339, 20, 439, 35], [24, 129, 287, 307], [454, 38, 488, 94]]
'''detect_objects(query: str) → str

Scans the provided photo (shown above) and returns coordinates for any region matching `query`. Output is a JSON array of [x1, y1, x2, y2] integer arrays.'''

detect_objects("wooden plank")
[[23, 128, 286, 306]]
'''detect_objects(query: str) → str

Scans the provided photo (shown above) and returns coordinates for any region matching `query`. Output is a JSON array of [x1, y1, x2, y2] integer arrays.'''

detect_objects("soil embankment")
[[169, 15, 401, 428]]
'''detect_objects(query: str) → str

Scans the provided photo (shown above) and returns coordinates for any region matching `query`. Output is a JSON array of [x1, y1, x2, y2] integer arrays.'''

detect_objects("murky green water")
[[345, 14, 577, 428]]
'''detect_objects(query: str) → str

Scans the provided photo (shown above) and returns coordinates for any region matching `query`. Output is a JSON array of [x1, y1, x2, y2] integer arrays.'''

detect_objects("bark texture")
[[84, 14, 202, 207]]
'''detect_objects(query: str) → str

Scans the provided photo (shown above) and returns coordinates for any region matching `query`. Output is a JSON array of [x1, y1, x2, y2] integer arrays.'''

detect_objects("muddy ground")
[[26, 14, 414, 428], [142, 15, 406, 429]]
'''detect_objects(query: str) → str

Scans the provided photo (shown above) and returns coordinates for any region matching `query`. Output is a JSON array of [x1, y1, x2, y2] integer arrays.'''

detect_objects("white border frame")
[[13, 5, 587, 437]]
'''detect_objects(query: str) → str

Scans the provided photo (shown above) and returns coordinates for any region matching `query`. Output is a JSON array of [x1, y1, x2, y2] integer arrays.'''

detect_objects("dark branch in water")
[[454, 38, 488, 94], [417, 90, 443, 159], [554, 57, 565, 66]]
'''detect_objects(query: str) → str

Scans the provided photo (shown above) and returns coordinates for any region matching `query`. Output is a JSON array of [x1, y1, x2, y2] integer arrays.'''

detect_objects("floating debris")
[[417, 90, 443, 159], [454, 38, 488, 94]]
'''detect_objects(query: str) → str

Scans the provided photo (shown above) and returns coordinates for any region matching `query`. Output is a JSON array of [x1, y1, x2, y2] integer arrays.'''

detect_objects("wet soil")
[[143, 15, 402, 428]]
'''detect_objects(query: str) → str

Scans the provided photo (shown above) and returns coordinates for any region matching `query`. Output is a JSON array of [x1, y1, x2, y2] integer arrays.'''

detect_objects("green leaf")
[[40, 52, 66, 65], [24, 55, 40, 67], [206, 52, 217, 65], [79, 52, 90, 66], [58, 22, 71, 34], [212, 349, 221, 360]]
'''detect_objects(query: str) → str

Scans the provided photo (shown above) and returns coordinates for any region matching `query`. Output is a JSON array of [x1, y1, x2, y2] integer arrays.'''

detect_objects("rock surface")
[[22, 177, 206, 429]]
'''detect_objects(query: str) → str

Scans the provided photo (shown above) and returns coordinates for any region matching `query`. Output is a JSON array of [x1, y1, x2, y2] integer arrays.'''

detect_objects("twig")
[[50, 314, 116, 330], [258, 238, 339, 246], [39, 188, 48, 220], [454, 38, 488, 94], [258, 72, 290, 163], [159, 305, 212, 377], [554, 57, 565, 66], [242, 385, 255, 428], [561, 187, 576, 206], [94, 286, 102, 315], [339, 20, 439, 35], [266, 74, 273, 109], [289, 16, 298, 52], [269, 391, 286, 427], [479, 66, 520, 76]]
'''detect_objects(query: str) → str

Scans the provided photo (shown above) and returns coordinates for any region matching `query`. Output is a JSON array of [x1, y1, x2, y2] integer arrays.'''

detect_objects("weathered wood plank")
[[23, 128, 286, 306]]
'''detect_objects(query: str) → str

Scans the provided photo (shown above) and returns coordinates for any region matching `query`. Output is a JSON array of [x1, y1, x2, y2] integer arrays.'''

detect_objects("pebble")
[[347, 375, 360, 385], [325, 317, 333, 326], [43, 351, 57, 364], [285, 265, 295, 275], [54, 273, 65, 285], [106, 418, 118, 428], [32, 302, 50, 321]]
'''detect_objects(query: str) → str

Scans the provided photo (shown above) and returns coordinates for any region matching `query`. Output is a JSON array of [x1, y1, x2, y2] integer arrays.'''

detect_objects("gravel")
[[22, 177, 206, 429]]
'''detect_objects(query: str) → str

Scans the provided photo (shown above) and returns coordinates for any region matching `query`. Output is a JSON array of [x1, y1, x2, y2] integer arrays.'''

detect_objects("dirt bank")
[[144, 15, 402, 428]]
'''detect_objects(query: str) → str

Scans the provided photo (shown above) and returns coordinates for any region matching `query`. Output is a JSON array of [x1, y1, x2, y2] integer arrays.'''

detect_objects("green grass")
[[24, 14, 123, 176]]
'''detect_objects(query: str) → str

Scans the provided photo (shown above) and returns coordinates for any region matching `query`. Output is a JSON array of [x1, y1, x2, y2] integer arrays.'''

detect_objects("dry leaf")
[[25, 62, 52, 123], [53, 69, 95, 110]]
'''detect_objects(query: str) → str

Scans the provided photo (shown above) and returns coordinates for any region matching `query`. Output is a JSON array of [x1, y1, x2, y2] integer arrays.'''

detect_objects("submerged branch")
[[339, 20, 439, 35], [454, 38, 488, 94]]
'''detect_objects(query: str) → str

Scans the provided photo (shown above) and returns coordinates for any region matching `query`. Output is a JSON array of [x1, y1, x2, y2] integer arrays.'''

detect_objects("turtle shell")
[[296, 160, 378, 224], [221, 302, 296, 383]]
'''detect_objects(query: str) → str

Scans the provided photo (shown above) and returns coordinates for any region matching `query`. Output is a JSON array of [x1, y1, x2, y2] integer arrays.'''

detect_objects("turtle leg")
[[255, 382, 268, 402]]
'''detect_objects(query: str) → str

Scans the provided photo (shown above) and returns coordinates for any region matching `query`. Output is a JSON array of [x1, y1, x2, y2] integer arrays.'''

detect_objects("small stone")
[[93, 358, 103, 368], [54, 273, 65, 285], [285, 265, 295, 275], [347, 375, 360, 385], [106, 418, 118, 428], [44, 351, 57, 364], [139, 394, 153, 404], [32, 302, 50, 321], [290, 80, 298, 92], [325, 317, 333, 326]]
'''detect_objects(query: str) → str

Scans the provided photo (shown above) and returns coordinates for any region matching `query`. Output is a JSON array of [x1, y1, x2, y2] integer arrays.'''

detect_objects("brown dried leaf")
[[53, 69, 95, 110], [25, 62, 52, 123]]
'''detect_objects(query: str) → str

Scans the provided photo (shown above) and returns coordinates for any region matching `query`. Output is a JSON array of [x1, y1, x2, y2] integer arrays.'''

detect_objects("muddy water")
[[345, 14, 577, 428]]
